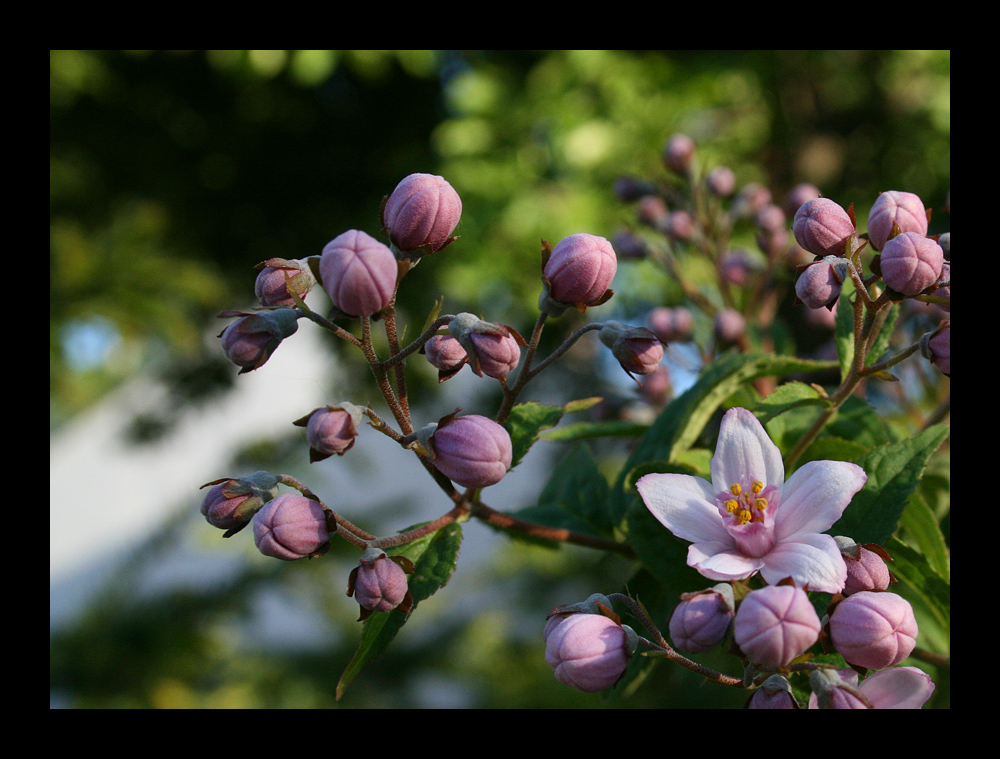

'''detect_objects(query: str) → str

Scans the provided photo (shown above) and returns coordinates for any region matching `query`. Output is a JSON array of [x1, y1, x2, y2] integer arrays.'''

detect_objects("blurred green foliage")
[[50, 51, 949, 708]]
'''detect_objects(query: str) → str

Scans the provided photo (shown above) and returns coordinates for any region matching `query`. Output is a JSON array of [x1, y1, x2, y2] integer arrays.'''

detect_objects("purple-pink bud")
[[828, 591, 918, 670], [544, 612, 630, 693], [429, 414, 512, 489], [669, 586, 734, 653], [382, 173, 462, 254], [841, 542, 893, 596], [351, 552, 410, 613], [252, 494, 330, 561], [733, 585, 821, 668], [219, 309, 299, 374], [747, 675, 799, 709], [879, 232, 943, 296], [543, 233, 617, 308], [662, 133, 695, 175], [319, 230, 398, 317], [599, 321, 663, 377], [867, 191, 928, 251], [706, 166, 736, 198], [714, 308, 746, 344], [783, 183, 821, 217], [792, 197, 856, 257], [795, 258, 844, 310], [469, 330, 521, 380], [200, 482, 253, 531], [254, 257, 316, 308], [648, 306, 694, 343], [423, 334, 468, 379], [921, 321, 950, 376], [294, 404, 362, 461]]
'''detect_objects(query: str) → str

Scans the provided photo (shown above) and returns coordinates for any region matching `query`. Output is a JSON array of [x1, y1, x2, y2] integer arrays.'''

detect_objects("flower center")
[[721, 480, 770, 526]]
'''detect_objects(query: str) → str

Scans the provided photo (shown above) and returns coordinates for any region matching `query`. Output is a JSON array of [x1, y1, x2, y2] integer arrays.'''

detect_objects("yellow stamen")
[[737, 510, 752, 525], [725, 499, 739, 513], [752, 481, 764, 494], [755, 498, 768, 511], [730, 483, 742, 496]]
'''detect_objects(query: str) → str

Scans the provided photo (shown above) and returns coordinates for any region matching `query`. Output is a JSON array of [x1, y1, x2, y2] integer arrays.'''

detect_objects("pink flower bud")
[[469, 329, 521, 380], [348, 548, 411, 616], [792, 197, 856, 257], [252, 494, 330, 561], [598, 321, 664, 377], [423, 334, 468, 380], [783, 183, 821, 217], [426, 414, 512, 489], [669, 585, 734, 653], [293, 403, 366, 462], [733, 585, 821, 668], [706, 166, 736, 198], [544, 612, 631, 693], [867, 191, 928, 251], [921, 321, 950, 376], [795, 257, 845, 310], [829, 591, 918, 670], [648, 306, 694, 343], [219, 309, 299, 374], [542, 233, 617, 309], [747, 675, 799, 709], [662, 133, 695, 176], [254, 257, 316, 307], [879, 231, 943, 296], [837, 538, 893, 596], [382, 173, 462, 254], [319, 230, 398, 317], [199, 470, 280, 533], [714, 308, 746, 345]]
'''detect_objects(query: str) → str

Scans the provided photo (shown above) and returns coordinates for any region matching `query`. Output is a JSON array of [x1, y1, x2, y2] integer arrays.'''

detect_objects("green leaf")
[[864, 301, 901, 368], [504, 397, 602, 469], [336, 522, 463, 700], [834, 278, 857, 383], [533, 442, 613, 534], [540, 419, 650, 442], [832, 424, 949, 545], [752, 381, 830, 425], [898, 490, 950, 583]]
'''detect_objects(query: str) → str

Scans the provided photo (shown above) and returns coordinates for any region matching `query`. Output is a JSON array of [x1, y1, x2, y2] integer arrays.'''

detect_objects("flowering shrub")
[[200, 141, 949, 707]]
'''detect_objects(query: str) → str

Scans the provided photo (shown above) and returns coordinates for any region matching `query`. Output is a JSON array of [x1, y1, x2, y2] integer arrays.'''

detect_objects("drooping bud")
[[419, 412, 512, 489], [381, 173, 462, 258], [794, 256, 848, 310], [346, 546, 414, 621], [252, 493, 331, 561], [319, 229, 398, 317], [668, 583, 735, 653], [920, 321, 950, 376], [747, 674, 799, 709], [218, 308, 300, 374], [598, 321, 664, 379], [293, 402, 367, 462], [447, 312, 525, 381], [200, 470, 281, 536], [254, 257, 316, 308], [866, 191, 928, 251], [422, 334, 469, 381]]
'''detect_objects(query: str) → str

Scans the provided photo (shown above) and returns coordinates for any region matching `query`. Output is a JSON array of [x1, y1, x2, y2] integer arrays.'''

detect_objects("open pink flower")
[[636, 407, 866, 593]]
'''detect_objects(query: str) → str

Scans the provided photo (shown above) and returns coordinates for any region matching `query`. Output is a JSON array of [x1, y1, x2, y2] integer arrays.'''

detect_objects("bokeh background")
[[50, 50, 950, 708]]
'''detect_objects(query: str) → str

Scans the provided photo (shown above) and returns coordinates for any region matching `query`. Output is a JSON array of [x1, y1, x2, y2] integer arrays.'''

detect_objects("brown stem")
[[470, 500, 636, 559]]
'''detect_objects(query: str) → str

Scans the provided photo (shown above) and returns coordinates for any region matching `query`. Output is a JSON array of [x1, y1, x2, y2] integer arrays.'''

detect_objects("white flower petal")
[[688, 542, 764, 581], [710, 408, 784, 493], [636, 472, 730, 544], [860, 667, 936, 709], [759, 532, 846, 593], [776, 460, 867, 539]]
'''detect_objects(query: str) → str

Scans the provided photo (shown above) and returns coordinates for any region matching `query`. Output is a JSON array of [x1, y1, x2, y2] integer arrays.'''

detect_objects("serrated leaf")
[[832, 424, 949, 545], [336, 522, 462, 699]]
